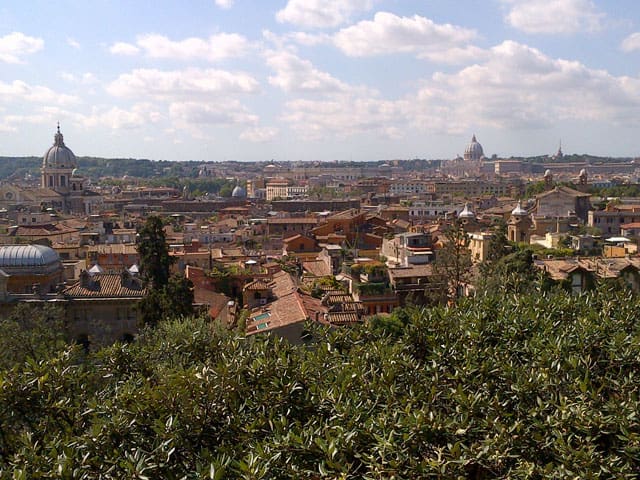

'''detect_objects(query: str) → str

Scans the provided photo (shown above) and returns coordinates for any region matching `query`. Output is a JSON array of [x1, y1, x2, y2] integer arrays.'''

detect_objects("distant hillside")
[[0, 154, 634, 182], [0, 157, 203, 181]]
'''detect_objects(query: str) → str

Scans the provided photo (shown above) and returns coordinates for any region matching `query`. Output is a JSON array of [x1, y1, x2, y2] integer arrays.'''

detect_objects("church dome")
[[231, 185, 247, 198], [458, 203, 475, 219], [463, 134, 484, 161], [511, 200, 527, 216], [0, 244, 60, 268], [43, 125, 77, 169]]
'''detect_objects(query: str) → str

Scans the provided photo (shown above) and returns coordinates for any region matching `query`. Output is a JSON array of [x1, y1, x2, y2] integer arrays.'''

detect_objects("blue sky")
[[2, 0, 640, 162]]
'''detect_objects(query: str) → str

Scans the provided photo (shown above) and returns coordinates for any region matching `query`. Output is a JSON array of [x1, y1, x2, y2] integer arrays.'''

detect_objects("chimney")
[[120, 270, 131, 288], [80, 270, 90, 288]]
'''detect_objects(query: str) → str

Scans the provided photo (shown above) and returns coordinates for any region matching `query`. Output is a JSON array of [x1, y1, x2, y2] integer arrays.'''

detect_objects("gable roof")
[[63, 273, 147, 298], [536, 185, 590, 199]]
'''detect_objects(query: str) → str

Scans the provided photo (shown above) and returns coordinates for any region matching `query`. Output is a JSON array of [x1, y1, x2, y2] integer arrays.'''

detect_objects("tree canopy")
[[2, 286, 640, 477], [137, 216, 174, 288], [136, 216, 194, 327], [433, 219, 473, 302]]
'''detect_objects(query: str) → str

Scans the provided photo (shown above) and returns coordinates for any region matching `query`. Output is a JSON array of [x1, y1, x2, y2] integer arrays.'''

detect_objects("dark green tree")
[[433, 219, 472, 302], [480, 219, 510, 276], [138, 275, 194, 327], [162, 274, 195, 319], [219, 183, 233, 197], [137, 216, 174, 288], [0, 303, 67, 370], [137, 287, 165, 328], [479, 247, 545, 294]]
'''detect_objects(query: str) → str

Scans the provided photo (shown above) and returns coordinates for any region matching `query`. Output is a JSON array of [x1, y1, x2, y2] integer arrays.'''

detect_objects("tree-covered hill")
[[0, 156, 200, 181], [1, 287, 639, 478]]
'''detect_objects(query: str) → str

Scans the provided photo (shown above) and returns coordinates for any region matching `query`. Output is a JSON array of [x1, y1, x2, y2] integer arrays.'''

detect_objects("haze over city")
[[2, 0, 640, 161]]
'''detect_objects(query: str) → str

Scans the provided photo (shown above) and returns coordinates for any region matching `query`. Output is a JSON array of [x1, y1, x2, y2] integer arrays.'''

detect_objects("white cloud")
[[134, 33, 249, 61], [169, 101, 258, 133], [621, 32, 640, 52], [67, 37, 81, 49], [333, 12, 477, 58], [82, 104, 163, 130], [215, 0, 234, 9], [0, 32, 43, 63], [240, 126, 279, 142], [276, 0, 373, 29], [107, 68, 259, 100], [262, 29, 330, 50], [282, 94, 407, 140], [0, 80, 77, 105], [286, 31, 331, 47], [419, 45, 489, 65], [410, 41, 640, 132], [265, 50, 350, 93], [109, 42, 140, 56], [0, 114, 46, 132], [60, 72, 98, 85], [502, 0, 604, 34], [279, 40, 640, 141]]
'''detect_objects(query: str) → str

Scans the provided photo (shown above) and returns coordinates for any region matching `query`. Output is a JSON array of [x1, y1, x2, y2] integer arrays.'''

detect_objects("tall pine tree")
[[433, 219, 473, 303], [137, 216, 195, 326], [137, 216, 174, 288]]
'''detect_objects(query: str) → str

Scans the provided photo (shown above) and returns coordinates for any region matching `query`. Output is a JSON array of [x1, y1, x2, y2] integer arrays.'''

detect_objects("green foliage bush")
[[1, 288, 640, 477]]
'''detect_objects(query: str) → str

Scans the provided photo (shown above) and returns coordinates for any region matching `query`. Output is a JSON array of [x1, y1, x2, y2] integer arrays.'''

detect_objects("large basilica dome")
[[43, 124, 77, 169], [463, 134, 484, 161]]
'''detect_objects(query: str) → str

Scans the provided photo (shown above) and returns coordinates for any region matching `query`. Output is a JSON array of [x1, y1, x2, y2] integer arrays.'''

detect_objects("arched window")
[[60, 176, 66, 187]]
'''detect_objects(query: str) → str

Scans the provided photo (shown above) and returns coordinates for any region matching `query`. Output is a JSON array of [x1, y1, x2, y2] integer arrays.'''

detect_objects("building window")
[[49, 176, 54, 187], [60, 176, 66, 187]]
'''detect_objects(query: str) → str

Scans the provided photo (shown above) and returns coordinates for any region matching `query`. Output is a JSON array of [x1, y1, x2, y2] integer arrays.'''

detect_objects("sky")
[[2, 0, 640, 162]]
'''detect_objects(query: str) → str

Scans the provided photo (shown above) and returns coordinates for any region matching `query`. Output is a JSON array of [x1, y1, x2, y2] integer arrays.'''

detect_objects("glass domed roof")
[[0, 244, 60, 268]]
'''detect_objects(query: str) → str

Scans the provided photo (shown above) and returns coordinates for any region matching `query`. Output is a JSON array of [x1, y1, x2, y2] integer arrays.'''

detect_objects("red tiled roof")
[[244, 278, 272, 291], [326, 311, 361, 325], [268, 217, 318, 224], [10, 223, 78, 237], [63, 273, 147, 298], [302, 260, 331, 277]]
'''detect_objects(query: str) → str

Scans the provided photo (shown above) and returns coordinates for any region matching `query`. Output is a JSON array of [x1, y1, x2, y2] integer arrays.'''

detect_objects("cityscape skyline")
[[2, 0, 640, 162]]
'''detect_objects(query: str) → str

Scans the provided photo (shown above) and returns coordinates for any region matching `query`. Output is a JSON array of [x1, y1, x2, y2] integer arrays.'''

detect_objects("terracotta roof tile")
[[63, 273, 147, 298], [302, 260, 332, 277], [244, 278, 272, 291], [326, 312, 361, 325]]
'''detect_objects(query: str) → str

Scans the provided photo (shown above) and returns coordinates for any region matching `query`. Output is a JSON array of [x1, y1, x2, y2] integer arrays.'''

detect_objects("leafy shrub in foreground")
[[0, 288, 639, 478]]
